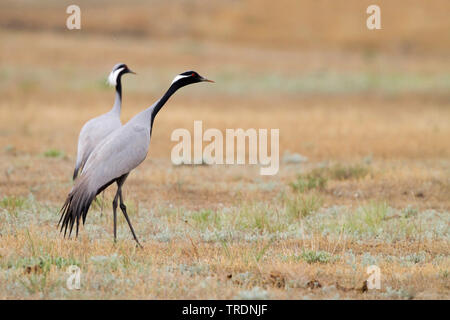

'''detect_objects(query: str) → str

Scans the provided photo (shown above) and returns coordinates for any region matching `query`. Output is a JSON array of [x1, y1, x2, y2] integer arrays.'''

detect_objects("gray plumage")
[[59, 71, 214, 247], [72, 63, 135, 179]]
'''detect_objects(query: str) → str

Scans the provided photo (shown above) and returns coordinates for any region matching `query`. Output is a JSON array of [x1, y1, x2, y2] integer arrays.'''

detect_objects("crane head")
[[171, 71, 214, 87], [107, 63, 136, 86]]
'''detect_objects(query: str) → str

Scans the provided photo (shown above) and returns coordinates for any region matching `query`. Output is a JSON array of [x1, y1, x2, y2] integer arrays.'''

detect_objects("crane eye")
[[191, 73, 196, 77]]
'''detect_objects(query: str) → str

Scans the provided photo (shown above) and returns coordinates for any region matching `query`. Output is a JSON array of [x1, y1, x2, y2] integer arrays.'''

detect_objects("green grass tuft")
[[285, 194, 323, 219], [0, 196, 29, 217], [344, 201, 389, 235], [291, 163, 370, 193], [328, 164, 369, 180], [190, 209, 222, 231], [43, 149, 64, 158], [298, 250, 333, 264], [291, 168, 328, 192]]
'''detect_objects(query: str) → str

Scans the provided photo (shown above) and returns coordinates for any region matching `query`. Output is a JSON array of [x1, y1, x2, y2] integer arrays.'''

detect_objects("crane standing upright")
[[73, 63, 135, 179], [59, 71, 214, 247]]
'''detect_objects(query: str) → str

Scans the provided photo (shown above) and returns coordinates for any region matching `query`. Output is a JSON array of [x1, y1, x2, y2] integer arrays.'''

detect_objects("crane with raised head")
[[59, 71, 214, 247], [73, 63, 135, 180]]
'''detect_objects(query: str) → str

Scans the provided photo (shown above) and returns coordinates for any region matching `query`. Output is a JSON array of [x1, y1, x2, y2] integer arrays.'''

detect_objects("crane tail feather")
[[58, 181, 96, 239], [73, 167, 79, 180], [73, 157, 88, 180]]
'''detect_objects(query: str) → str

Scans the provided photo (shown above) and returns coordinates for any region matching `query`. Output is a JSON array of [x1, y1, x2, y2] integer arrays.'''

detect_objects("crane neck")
[[150, 82, 179, 129], [111, 78, 122, 115]]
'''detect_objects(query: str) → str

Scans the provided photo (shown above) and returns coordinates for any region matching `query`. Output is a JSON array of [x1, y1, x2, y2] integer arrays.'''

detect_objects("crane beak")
[[128, 69, 137, 75], [201, 77, 214, 83]]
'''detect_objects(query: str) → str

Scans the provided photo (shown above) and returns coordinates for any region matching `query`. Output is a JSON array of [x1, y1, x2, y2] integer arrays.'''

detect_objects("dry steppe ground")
[[0, 0, 449, 299]]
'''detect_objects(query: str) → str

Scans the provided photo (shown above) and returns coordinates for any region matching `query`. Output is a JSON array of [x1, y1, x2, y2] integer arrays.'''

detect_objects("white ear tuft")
[[171, 74, 189, 85], [107, 67, 125, 86]]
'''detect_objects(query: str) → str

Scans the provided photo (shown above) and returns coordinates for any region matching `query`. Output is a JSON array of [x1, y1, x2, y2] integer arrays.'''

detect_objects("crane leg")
[[112, 190, 119, 242], [118, 186, 143, 248]]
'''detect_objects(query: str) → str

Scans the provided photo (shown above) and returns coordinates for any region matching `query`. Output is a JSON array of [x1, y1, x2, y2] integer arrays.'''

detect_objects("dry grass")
[[0, 1, 449, 299]]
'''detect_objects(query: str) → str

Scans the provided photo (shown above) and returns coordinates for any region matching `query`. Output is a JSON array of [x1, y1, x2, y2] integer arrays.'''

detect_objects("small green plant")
[[23, 255, 80, 272], [90, 253, 124, 271], [344, 201, 389, 235], [234, 203, 287, 233], [43, 149, 64, 158], [291, 168, 328, 192], [291, 164, 370, 192], [401, 206, 418, 218], [286, 194, 322, 219], [13, 255, 80, 271], [247, 206, 277, 232], [15, 255, 78, 296], [190, 209, 222, 231], [299, 250, 332, 264], [328, 164, 369, 180], [20, 273, 50, 295], [0, 196, 29, 217], [361, 202, 388, 228], [0, 196, 27, 210], [254, 239, 274, 262]]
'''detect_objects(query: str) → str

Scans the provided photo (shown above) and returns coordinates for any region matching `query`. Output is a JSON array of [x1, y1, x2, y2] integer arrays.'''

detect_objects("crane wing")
[[73, 113, 122, 179], [59, 123, 150, 237], [81, 123, 150, 193]]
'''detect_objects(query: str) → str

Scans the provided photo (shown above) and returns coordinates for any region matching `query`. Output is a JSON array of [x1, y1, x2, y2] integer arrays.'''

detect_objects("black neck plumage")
[[111, 76, 123, 114], [150, 82, 181, 129], [115, 77, 122, 101]]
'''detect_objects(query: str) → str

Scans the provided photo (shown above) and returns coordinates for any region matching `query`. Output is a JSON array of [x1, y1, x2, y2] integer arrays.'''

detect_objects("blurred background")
[[1, 1, 450, 300], [0, 0, 449, 206]]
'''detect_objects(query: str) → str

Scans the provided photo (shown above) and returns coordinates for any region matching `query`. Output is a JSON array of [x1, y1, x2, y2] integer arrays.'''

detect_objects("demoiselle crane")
[[59, 71, 214, 247], [73, 63, 135, 180]]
